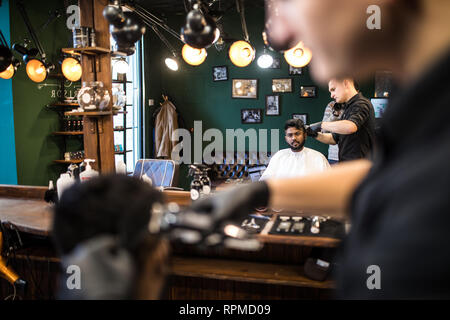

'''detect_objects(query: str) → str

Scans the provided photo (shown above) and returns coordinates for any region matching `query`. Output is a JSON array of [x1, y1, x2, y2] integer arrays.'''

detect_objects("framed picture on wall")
[[265, 95, 280, 116], [272, 78, 292, 93], [241, 108, 262, 124], [300, 85, 317, 98], [289, 65, 303, 75], [212, 65, 228, 81], [232, 79, 258, 99], [292, 113, 308, 125]]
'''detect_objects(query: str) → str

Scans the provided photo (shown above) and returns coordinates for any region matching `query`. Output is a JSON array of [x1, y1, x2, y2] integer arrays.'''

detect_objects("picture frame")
[[267, 57, 281, 69], [241, 108, 263, 124], [265, 95, 280, 116], [292, 113, 309, 125], [300, 85, 317, 98], [212, 65, 228, 82], [289, 65, 303, 75], [232, 79, 258, 99], [272, 78, 292, 93]]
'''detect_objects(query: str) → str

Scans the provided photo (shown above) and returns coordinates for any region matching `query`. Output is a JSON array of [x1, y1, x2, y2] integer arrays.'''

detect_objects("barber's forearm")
[[322, 120, 358, 134], [315, 132, 337, 145], [266, 159, 372, 220]]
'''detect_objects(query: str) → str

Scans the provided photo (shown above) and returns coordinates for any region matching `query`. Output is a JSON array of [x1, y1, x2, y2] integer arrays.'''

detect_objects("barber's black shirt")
[[332, 93, 376, 161], [336, 50, 450, 299]]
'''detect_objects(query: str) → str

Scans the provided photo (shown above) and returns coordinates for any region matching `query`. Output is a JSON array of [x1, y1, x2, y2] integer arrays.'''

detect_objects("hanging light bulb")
[[228, 40, 255, 68], [114, 58, 129, 74], [61, 56, 82, 82], [165, 56, 179, 71], [181, 44, 207, 66], [284, 41, 312, 68], [0, 59, 20, 80], [257, 48, 273, 69], [26, 59, 49, 83], [0, 64, 14, 79]]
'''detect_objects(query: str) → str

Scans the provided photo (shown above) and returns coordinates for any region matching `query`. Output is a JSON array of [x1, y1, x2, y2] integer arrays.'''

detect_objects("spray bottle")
[[189, 165, 202, 201], [79, 159, 99, 182]]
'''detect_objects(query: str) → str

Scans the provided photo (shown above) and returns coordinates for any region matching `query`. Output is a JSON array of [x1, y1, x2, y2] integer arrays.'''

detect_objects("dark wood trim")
[[0, 185, 47, 199]]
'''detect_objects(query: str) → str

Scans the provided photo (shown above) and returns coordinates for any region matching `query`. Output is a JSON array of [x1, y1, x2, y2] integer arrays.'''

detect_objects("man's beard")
[[289, 140, 305, 151]]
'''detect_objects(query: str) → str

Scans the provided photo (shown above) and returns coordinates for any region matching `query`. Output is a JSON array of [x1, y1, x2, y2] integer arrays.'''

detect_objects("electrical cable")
[[124, 3, 182, 42], [236, 0, 249, 42]]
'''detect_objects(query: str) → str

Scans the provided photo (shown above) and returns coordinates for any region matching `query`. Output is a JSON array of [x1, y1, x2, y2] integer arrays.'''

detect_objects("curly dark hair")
[[285, 118, 306, 132], [52, 174, 163, 255]]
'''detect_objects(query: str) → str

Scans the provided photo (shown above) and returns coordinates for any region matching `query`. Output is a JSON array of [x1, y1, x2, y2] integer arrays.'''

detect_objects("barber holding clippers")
[[307, 78, 376, 162]]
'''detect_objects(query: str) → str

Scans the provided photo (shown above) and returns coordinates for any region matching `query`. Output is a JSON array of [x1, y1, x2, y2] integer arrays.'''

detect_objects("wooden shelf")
[[112, 80, 132, 83], [113, 127, 132, 132], [171, 256, 335, 289], [114, 150, 132, 155], [64, 111, 112, 117], [62, 47, 110, 56], [113, 110, 128, 115], [111, 51, 128, 57], [52, 131, 83, 136], [53, 159, 84, 164], [48, 102, 79, 107]]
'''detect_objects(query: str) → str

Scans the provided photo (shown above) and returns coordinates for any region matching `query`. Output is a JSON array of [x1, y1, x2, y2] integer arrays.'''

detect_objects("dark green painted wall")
[[9, 0, 80, 186], [143, 7, 374, 189]]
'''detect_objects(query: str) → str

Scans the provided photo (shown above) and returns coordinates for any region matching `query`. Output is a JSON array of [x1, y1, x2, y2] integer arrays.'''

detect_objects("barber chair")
[[133, 159, 180, 189]]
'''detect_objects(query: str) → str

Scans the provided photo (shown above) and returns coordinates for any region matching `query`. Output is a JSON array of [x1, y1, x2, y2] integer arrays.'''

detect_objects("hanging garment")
[[154, 99, 179, 158]]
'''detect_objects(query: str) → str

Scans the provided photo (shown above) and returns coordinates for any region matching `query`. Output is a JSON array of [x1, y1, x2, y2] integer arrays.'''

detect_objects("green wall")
[[9, 0, 80, 186], [143, 6, 374, 189]]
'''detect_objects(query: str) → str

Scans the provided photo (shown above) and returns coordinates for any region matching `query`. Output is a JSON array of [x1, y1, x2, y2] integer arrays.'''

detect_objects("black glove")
[[306, 121, 322, 138], [189, 181, 270, 227]]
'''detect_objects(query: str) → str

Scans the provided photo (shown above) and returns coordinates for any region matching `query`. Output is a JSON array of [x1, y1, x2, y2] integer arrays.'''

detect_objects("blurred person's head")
[[265, 0, 448, 84], [52, 174, 169, 299], [285, 119, 306, 152], [328, 78, 358, 103]]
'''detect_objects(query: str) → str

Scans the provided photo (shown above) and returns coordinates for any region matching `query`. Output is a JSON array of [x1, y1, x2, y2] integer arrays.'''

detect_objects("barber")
[[307, 78, 376, 162]]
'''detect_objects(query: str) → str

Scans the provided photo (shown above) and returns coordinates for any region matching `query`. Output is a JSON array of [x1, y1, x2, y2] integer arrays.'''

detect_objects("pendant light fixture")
[[180, 1, 217, 49], [229, 0, 254, 67], [229, 40, 254, 67], [0, 30, 18, 79], [165, 56, 179, 71], [182, 43, 207, 66], [284, 41, 312, 68], [257, 47, 273, 69], [61, 56, 82, 82], [113, 57, 129, 74], [14, 1, 55, 82]]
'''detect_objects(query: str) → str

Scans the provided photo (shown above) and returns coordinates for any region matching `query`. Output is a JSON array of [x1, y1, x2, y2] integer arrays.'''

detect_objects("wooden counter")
[[0, 184, 340, 299], [0, 185, 191, 237]]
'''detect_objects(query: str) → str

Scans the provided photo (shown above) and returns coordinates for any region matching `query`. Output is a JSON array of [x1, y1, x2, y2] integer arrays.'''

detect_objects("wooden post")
[[79, 0, 115, 173]]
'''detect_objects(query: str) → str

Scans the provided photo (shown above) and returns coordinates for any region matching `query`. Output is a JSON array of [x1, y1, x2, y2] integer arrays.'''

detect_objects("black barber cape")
[[336, 50, 450, 299], [332, 93, 376, 161]]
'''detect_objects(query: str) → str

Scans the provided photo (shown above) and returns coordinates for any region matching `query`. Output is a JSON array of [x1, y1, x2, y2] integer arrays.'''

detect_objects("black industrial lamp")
[[0, 30, 17, 79], [14, 1, 54, 83], [104, 1, 146, 56], [228, 0, 255, 68], [180, 2, 218, 50], [61, 55, 82, 82]]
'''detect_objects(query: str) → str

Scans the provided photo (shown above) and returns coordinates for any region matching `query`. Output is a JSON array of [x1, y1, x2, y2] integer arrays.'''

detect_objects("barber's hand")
[[306, 121, 322, 138], [189, 181, 270, 226]]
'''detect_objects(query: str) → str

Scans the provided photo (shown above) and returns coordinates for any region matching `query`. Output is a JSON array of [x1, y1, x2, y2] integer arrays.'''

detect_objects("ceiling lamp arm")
[[149, 24, 178, 58], [124, 3, 183, 42], [0, 30, 9, 47], [236, 0, 249, 42], [16, 0, 47, 60]]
